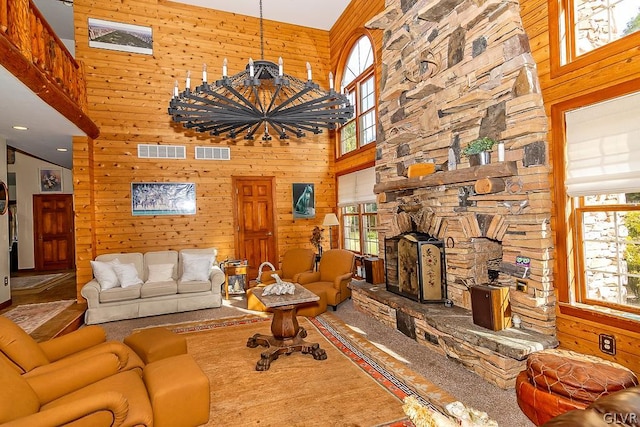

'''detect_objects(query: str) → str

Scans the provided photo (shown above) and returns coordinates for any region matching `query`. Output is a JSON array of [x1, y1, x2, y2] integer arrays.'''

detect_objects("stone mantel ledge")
[[349, 281, 558, 361]]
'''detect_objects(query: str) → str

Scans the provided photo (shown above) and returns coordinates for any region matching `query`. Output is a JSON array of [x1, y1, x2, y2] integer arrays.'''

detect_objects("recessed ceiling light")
[[57, 148, 68, 152], [12, 125, 28, 131]]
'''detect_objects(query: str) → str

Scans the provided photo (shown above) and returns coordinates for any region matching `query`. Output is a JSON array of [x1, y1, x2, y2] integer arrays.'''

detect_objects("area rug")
[[143, 313, 462, 426], [1, 300, 75, 333], [10, 273, 73, 294]]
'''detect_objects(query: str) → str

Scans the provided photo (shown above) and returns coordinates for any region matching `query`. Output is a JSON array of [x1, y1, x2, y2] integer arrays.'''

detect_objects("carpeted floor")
[[99, 297, 535, 426]]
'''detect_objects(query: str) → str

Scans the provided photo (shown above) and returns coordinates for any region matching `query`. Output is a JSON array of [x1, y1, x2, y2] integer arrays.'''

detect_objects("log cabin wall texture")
[[72, 0, 338, 293]]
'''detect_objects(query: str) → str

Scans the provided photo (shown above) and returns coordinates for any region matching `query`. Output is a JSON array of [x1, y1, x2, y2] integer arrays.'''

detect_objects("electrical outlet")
[[599, 334, 616, 355], [516, 279, 528, 292], [3, 276, 7, 286]]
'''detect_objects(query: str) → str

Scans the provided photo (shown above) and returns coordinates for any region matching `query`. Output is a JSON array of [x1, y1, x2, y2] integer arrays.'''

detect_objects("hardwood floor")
[[0, 270, 86, 341]]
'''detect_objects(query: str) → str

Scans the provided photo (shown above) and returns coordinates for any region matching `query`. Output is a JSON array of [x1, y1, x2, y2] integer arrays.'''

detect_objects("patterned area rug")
[[136, 313, 480, 426], [10, 273, 72, 294], [2, 300, 75, 333]]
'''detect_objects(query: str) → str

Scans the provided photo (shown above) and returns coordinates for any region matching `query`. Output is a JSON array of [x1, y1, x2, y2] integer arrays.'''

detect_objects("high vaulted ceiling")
[[0, 0, 350, 169]]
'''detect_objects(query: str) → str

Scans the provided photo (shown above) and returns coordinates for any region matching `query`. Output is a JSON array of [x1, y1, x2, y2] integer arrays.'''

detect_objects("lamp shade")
[[322, 213, 339, 227]]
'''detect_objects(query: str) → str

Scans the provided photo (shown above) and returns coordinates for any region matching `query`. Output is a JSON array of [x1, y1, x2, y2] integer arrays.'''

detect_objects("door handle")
[[266, 232, 273, 236]]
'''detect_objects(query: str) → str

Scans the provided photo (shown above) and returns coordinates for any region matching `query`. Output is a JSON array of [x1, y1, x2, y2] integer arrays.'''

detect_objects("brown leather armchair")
[[0, 317, 143, 377], [258, 248, 316, 285], [297, 249, 355, 310], [0, 352, 209, 427], [247, 248, 318, 313], [542, 386, 640, 426], [0, 318, 210, 427]]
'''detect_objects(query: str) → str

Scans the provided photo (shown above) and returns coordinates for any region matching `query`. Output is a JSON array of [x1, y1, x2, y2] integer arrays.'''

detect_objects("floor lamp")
[[323, 213, 340, 249]]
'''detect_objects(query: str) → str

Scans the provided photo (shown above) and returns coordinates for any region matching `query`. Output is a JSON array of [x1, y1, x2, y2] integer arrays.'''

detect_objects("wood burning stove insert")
[[385, 232, 447, 303]]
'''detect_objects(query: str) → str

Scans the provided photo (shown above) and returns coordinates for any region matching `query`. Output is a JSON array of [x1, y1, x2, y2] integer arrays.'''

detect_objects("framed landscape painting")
[[131, 182, 196, 216], [39, 168, 63, 193], [292, 183, 315, 219], [88, 18, 153, 55]]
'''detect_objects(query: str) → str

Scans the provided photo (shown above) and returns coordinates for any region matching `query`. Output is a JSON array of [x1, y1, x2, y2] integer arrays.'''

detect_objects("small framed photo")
[[39, 169, 63, 193], [292, 183, 315, 219]]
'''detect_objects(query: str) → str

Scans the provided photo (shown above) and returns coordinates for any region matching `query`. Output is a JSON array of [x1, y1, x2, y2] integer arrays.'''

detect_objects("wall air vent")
[[195, 146, 231, 160], [138, 144, 186, 159]]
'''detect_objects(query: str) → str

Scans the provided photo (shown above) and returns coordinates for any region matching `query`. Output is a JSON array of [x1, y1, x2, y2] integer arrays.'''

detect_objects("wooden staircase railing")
[[0, 0, 98, 139]]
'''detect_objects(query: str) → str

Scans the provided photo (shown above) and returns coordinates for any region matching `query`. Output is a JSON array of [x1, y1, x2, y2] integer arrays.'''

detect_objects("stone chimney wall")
[[368, 0, 555, 334]]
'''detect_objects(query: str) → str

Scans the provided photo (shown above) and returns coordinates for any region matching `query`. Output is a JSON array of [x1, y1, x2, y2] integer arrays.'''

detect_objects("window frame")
[[340, 202, 378, 256], [574, 202, 640, 315], [552, 78, 640, 331], [550, 0, 640, 77], [338, 36, 377, 157]]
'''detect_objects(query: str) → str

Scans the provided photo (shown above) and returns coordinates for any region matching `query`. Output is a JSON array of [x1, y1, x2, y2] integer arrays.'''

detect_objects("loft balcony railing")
[[0, 0, 99, 138]]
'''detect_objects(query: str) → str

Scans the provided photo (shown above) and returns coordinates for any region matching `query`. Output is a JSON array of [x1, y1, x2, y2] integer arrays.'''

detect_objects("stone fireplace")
[[366, 0, 556, 336]]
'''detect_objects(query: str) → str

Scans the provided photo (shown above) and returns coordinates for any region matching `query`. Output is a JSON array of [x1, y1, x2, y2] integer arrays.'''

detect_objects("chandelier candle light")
[[168, 1, 354, 142]]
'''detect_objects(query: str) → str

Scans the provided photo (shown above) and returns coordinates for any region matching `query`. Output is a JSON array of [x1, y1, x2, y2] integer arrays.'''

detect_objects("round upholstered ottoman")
[[516, 348, 638, 425]]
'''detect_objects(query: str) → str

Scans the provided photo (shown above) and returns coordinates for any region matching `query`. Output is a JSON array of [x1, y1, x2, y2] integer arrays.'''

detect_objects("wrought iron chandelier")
[[168, 1, 353, 141]]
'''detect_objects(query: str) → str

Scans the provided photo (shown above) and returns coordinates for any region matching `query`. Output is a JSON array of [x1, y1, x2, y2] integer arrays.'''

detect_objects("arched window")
[[339, 36, 376, 156]]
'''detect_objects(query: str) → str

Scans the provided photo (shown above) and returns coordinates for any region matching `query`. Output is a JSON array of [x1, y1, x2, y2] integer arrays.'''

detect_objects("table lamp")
[[322, 213, 340, 249]]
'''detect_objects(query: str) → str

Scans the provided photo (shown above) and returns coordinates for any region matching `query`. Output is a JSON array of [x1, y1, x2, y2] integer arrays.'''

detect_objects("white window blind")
[[565, 91, 640, 196], [338, 167, 376, 206]]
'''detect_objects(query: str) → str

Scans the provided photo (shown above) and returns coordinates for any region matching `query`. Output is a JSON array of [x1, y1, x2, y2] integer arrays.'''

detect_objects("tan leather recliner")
[[258, 248, 316, 285], [0, 317, 144, 377], [0, 351, 210, 427], [247, 248, 318, 313], [297, 249, 355, 310]]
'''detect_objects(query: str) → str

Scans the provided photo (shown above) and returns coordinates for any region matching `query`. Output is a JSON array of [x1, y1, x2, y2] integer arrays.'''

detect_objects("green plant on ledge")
[[462, 136, 497, 156]]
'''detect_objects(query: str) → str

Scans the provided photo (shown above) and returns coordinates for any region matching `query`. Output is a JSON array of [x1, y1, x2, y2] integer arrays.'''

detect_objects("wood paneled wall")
[[519, 0, 640, 372], [73, 0, 341, 295]]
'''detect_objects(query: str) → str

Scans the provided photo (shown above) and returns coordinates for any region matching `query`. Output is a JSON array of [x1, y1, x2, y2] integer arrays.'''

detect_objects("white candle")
[[222, 58, 228, 77], [202, 63, 207, 83], [173, 80, 179, 97], [306, 62, 312, 80], [249, 58, 254, 77], [498, 142, 505, 162], [278, 57, 283, 77], [186, 70, 191, 90], [329, 72, 334, 90]]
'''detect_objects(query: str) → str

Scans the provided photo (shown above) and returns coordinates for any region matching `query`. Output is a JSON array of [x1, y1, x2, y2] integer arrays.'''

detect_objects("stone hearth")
[[350, 280, 558, 389], [367, 0, 555, 336]]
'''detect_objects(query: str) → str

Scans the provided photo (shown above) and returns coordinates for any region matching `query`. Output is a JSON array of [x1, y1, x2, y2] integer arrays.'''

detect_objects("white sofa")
[[81, 248, 224, 324]]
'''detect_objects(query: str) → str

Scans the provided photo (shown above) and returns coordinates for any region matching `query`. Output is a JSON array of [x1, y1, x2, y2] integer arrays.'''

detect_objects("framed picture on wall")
[[292, 183, 315, 219], [88, 18, 153, 55], [131, 182, 196, 216], [39, 168, 63, 193]]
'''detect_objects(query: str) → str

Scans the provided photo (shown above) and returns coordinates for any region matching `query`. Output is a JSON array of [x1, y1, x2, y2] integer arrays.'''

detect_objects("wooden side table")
[[246, 283, 327, 370], [223, 264, 248, 299]]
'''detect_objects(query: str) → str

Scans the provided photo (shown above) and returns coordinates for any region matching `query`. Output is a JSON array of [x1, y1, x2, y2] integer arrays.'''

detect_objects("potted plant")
[[310, 226, 324, 255], [462, 136, 497, 166]]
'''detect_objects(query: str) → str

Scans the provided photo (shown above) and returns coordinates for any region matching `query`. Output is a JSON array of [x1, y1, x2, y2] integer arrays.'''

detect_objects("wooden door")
[[33, 194, 75, 271], [233, 177, 277, 281]]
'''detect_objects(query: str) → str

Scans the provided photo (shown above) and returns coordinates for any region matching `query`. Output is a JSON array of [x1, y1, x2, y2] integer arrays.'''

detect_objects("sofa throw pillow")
[[90, 259, 120, 290], [146, 263, 175, 283], [181, 253, 214, 282], [113, 262, 143, 288]]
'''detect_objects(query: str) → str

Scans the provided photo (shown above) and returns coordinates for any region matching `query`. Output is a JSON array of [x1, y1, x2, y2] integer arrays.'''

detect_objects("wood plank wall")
[[72, 0, 341, 296], [519, 0, 640, 373]]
